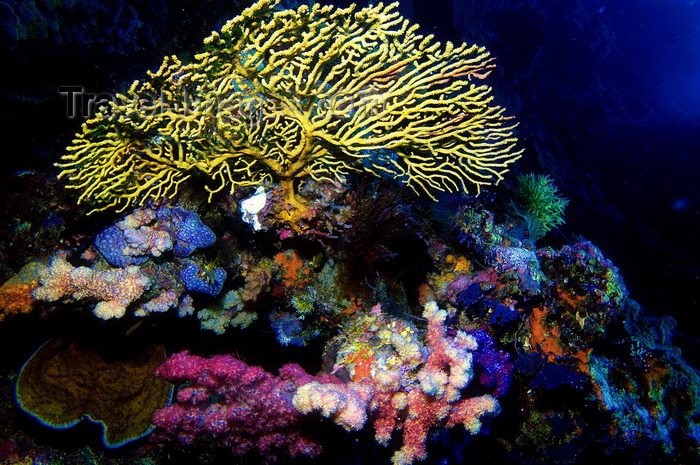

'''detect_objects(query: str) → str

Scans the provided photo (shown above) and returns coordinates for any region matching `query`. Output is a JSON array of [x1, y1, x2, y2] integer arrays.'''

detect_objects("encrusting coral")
[[0, 260, 45, 321], [95, 206, 216, 267], [56, 0, 521, 221]]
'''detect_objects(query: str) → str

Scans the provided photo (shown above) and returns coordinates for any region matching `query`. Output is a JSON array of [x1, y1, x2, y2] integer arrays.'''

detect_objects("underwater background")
[[1, 0, 699, 464]]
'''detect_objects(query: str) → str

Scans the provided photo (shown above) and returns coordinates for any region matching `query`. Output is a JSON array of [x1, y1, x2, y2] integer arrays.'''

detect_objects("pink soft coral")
[[152, 351, 323, 461]]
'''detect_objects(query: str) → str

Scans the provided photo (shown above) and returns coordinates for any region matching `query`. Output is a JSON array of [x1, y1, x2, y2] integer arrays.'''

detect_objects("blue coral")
[[447, 282, 483, 326], [270, 314, 307, 347], [95, 225, 147, 267], [456, 282, 483, 310], [161, 207, 216, 257], [95, 207, 216, 267], [179, 261, 226, 296], [488, 303, 521, 328], [515, 353, 588, 391]]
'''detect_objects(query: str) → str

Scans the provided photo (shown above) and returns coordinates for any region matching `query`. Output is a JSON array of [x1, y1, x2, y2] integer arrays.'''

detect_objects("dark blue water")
[[438, 0, 700, 363]]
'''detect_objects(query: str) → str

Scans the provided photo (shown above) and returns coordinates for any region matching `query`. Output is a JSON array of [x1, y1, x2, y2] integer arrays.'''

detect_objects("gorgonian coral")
[[57, 0, 521, 221]]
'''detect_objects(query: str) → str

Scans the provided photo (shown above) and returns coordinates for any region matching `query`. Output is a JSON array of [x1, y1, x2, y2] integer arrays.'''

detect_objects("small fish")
[[125, 320, 143, 336], [15, 170, 36, 177]]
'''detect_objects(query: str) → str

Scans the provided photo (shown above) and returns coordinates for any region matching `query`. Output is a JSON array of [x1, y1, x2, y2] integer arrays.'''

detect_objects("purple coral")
[[95, 225, 149, 267], [467, 329, 513, 398], [152, 351, 322, 461]]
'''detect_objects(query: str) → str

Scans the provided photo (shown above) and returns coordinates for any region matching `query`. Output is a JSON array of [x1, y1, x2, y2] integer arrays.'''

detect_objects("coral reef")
[[587, 301, 700, 454], [18, 165, 700, 464], [9, 177, 700, 465], [2, 1, 698, 465], [294, 302, 506, 465]]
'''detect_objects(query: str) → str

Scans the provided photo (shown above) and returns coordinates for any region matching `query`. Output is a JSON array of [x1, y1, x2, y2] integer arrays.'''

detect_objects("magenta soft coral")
[[153, 302, 508, 465], [151, 351, 322, 461]]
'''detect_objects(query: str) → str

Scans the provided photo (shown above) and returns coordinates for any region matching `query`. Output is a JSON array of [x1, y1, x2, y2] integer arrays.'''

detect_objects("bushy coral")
[[512, 173, 568, 241], [293, 381, 375, 431], [15, 162, 700, 465], [293, 302, 506, 465], [151, 351, 324, 461], [31, 252, 151, 319]]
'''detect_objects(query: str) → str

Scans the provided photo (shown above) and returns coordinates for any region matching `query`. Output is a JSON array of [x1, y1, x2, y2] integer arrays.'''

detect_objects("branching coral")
[[31, 252, 152, 319], [512, 173, 568, 241], [57, 0, 521, 220], [293, 302, 505, 465], [152, 351, 324, 461]]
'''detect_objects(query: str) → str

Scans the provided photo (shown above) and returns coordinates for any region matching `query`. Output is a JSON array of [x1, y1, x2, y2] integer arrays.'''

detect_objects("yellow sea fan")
[[58, 0, 522, 219]]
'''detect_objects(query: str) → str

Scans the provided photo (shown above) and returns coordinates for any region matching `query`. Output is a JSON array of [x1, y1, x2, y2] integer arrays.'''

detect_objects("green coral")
[[512, 173, 569, 241], [197, 290, 258, 335], [291, 290, 316, 316]]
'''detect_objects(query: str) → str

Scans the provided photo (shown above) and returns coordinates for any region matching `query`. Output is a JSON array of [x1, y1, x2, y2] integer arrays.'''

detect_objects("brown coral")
[[15, 337, 172, 448]]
